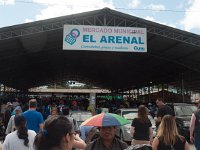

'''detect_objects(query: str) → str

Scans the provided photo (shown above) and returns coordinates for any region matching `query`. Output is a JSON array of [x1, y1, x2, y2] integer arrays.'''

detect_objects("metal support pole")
[[181, 74, 185, 103], [137, 89, 139, 101], [148, 86, 150, 102], [162, 84, 164, 100]]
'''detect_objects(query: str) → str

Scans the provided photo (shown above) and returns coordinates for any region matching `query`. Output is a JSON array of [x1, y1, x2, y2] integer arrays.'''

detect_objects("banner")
[[63, 25, 147, 52]]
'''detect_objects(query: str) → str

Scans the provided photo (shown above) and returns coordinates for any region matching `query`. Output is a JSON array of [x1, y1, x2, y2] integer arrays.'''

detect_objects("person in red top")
[[71, 100, 77, 110]]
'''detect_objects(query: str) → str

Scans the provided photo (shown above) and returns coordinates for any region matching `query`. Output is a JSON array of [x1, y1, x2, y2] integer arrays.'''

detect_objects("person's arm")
[[39, 123, 43, 132], [184, 141, 190, 150], [84, 143, 93, 150], [156, 108, 162, 127], [0, 142, 2, 150], [152, 137, 159, 150], [189, 113, 196, 143], [5, 117, 12, 134], [130, 126, 135, 138], [130, 119, 135, 138], [73, 134, 86, 149], [149, 127, 153, 144], [39, 112, 44, 132], [155, 117, 162, 127]]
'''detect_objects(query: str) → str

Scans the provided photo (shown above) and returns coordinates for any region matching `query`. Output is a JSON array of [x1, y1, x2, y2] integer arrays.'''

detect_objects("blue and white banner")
[[63, 25, 147, 52]]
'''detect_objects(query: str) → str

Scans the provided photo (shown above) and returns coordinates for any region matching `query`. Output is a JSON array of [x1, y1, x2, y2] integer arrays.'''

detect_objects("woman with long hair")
[[130, 105, 153, 145], [3, 115, 36, 150], [152, 115, 190, 150], [34, 115, 75, 150]]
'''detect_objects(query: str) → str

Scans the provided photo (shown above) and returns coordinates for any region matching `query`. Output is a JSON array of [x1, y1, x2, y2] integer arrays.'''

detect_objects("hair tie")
[[43, 129, 48, 137]]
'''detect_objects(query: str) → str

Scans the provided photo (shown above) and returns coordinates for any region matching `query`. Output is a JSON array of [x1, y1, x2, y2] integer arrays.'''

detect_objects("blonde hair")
[[156, 115, 182, 145]]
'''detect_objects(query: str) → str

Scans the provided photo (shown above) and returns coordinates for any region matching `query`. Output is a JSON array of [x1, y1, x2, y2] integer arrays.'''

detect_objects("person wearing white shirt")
[[3, 115, 36, 150]]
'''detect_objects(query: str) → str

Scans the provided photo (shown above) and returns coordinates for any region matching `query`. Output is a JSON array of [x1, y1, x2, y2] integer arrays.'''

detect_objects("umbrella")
[[81, 112, 129, 127]]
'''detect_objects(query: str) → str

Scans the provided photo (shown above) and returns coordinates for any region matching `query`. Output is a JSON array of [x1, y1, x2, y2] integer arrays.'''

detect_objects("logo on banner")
[[65, 28, 80, 45]]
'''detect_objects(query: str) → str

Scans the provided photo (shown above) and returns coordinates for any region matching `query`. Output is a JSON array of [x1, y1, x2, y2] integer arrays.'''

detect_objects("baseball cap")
[[15, 106, 22, 111]]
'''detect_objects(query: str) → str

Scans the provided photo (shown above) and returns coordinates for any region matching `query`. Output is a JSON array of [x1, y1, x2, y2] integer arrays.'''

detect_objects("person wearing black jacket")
[[155, 98, 174, 128]]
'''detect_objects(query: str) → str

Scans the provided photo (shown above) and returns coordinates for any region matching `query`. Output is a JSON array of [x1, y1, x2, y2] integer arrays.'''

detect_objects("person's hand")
[[190, 136, 194, 143], [74, 134, 83, 142], [150, 140, 153, 145]]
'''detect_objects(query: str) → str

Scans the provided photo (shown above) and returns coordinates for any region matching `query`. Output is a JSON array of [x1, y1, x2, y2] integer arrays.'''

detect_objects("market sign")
[[63, 25, 147, 52]]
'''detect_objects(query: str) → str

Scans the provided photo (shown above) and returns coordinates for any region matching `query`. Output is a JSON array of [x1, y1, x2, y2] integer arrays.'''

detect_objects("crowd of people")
[[0, 97, 198, 150]]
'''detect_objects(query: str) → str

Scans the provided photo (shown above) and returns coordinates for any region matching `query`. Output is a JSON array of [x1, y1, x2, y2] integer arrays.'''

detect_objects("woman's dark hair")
[[62, 107, 70, 115], [34, 115, 73, 150], [137, 105, 149, 123], [14, 115, 29, 147]]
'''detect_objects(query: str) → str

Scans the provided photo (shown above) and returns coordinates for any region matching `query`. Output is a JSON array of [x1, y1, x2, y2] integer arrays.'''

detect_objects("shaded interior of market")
[[0, 7, 200, 105]]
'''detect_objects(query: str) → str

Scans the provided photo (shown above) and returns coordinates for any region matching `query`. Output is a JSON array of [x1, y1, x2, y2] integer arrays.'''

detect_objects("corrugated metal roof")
[[0, 8, 200, 91]]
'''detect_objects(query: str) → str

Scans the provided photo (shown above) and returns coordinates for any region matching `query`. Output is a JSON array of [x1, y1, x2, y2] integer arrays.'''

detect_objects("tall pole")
[[181, 74, 185, 103], [162, 84, 164, 100], [148, 86, 150, 102]]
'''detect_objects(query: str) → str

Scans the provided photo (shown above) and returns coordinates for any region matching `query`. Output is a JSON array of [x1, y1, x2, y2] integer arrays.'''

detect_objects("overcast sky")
[[0, 0, 200, 35]]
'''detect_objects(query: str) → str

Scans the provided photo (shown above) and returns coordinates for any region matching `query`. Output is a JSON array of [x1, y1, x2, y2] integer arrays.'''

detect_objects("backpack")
[[85, 127, 99, 144]]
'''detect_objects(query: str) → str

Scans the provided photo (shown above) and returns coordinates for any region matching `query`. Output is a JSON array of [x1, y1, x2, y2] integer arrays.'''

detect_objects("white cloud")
[[167, 24, 176, 28], [129, 0, 140, 9], [144, 16, 176, 28], [0, 0, 14, 5], [182, 0, 200, 31], [24, 19, 33, 23], [176, 3, 183, 9], [156, 21, 176, 28], [188, 0, 194, 5], [147, 4, 165, 11], [144, 16, 155, 22], [31, 0, 114, 21]]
